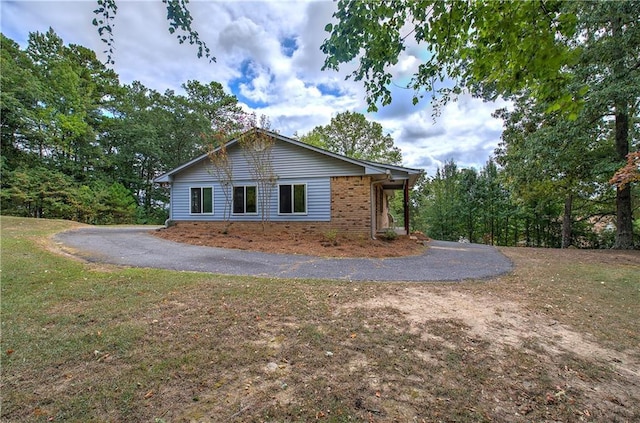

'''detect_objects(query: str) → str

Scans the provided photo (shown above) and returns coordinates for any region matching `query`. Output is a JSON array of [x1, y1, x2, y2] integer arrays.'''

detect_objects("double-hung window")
[[279, 184, 306, 214], [233, 186, 257, 214], [190, 187, 213, 214]]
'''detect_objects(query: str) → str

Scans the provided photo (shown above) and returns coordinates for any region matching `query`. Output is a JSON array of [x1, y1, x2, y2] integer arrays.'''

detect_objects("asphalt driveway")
[[54, 226, 513, 282]]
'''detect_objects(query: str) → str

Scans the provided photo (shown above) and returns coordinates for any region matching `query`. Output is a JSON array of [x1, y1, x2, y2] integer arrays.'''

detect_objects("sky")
[[1, 0, 509, 176]]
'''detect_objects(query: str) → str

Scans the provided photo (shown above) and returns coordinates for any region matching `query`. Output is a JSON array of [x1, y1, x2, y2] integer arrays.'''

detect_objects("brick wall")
[[173, 175, 373, 237], [170, 220, 336, 236], [330, 175, 372, 236]]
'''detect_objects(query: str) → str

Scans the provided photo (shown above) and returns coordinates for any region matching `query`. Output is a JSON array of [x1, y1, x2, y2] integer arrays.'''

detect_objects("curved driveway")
[[54, 226, 513, 282]]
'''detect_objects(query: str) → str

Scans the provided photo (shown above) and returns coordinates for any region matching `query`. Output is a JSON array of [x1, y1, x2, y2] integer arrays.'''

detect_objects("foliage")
[[322, 228, 339, 246], [299, 111, 402, 164], [379, 228, 398, 241], [0, 167, 136, 224], [322, 0, 578, 112], [611, 152, 640, 188], [103, 182, 138, 224], [494, 94, 618, 248], [413, 154, 636, 248], [322, 0, 639, 248], [206, 132, 234, 223], [205, 113, 273, 224], [92, 0, 212, 64], [1, 30, 242, 225]]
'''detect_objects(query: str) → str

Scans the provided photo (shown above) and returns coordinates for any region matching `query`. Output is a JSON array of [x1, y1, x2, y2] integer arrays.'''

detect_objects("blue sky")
[[1, 0, 508, 176]]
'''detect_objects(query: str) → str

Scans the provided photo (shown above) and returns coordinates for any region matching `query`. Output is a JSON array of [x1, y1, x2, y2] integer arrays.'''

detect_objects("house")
[[154, 128, 422, 239]]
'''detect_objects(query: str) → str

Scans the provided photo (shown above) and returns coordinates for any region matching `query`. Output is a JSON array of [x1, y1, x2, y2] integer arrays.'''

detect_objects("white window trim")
[[278, 183, 308, 215], [189, 186, 215, 215], [232, 185, 259, 215]]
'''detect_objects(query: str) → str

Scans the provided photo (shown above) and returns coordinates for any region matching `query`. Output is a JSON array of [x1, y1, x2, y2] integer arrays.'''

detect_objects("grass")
[[1, 216, 639, 422]]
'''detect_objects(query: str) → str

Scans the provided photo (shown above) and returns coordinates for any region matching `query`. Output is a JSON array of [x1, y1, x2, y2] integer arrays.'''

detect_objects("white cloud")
[[380, 95, 509, 175], [2, 0, 508, 176]]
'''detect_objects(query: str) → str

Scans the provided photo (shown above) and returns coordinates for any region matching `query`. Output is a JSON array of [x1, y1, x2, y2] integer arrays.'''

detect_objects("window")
[[233, 186, 257, 214], [279, 184, 306, 214], [190, 187, 213, 214]]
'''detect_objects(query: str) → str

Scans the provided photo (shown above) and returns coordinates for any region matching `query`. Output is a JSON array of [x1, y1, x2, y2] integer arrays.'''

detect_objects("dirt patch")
[[351, 288, 639, 378], [153, 222, 428, 258], [342, 286, 640, 421]]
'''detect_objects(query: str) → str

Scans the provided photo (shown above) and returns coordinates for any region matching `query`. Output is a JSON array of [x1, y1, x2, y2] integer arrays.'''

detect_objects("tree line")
[[408, 156, 638, 249], [1, 29, 245, 224]]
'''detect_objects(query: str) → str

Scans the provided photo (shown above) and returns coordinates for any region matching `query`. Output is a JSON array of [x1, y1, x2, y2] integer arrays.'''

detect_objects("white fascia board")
[[152, 152, 210, 183]]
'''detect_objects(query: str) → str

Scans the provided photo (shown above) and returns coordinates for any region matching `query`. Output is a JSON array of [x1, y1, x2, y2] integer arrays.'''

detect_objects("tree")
[[494, 95, 617, 248], [182, 80, 245, 224], [1, 30, 139, 223], [322, 0, 639, 248], [237, 115, 278, 230], [1, 166, 78, 220], [420, 160, 463, 241], [300, 111, 402, 164], [322, 1, 577, 112], [576, 2, 640, 248], [458, 168, 480, 243], [99, 77, 243, 223], [93, 0, 212, 64], [206, 120, 243, 225], [102, 182, 137, 224], [25, 28, 120, 182], [0, 35, 42, 171], [182, 80, 244, 132]]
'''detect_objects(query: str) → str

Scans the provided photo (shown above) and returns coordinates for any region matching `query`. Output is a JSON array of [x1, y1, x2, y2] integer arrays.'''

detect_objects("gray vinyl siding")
[[168, 139, 367, 222], [173, 141, 365, 183], [171, 177, 331, 222]]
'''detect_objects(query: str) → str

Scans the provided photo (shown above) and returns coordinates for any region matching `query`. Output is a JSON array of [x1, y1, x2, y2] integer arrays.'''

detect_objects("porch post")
[[404, 180, 410, 235]]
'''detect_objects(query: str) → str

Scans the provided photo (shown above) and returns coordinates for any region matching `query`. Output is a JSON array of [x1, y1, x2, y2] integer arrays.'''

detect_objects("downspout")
[[370, 173, 390, 239], [169, 183, 174, 222], [165, 178, 174, 227], [164, 182, 173, 227], [404, 180, 410, 235]]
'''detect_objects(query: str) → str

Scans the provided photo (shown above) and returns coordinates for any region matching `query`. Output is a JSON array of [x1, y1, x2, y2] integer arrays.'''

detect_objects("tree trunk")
[[613, 104, 634, 249], [562, 193, 573, 248], [611, 14, 634, 249]]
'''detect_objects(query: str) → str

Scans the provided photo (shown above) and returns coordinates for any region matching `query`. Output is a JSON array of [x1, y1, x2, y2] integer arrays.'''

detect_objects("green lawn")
[[1, 216, 639, 422]]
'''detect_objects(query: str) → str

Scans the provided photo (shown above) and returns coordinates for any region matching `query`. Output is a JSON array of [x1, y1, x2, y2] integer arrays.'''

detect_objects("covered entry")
[[370, 166, 421, 238]]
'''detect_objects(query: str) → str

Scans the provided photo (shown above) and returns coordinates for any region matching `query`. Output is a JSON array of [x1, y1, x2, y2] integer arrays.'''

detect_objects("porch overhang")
[[370, 173, 419, 239]]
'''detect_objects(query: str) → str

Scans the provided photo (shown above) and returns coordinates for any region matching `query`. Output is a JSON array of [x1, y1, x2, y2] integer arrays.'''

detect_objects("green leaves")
[[92, 0, 214, 64], [1, 31, 241, 225], [299, 111, 402, 165], [323, 0, 640, 248], [162, 0, 214, 61], [92, 0, 117, 64], [322, 1, 580, 109]]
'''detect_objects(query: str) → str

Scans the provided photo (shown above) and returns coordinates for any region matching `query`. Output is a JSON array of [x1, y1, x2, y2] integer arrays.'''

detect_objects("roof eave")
[[153, 128, 424, 185], [152, 151, 210, 184]]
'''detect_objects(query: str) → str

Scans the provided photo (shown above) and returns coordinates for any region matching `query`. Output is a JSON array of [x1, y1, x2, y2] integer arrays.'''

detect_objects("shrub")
[[380, 228, 398, 241], [322, 229, 339, 246]]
